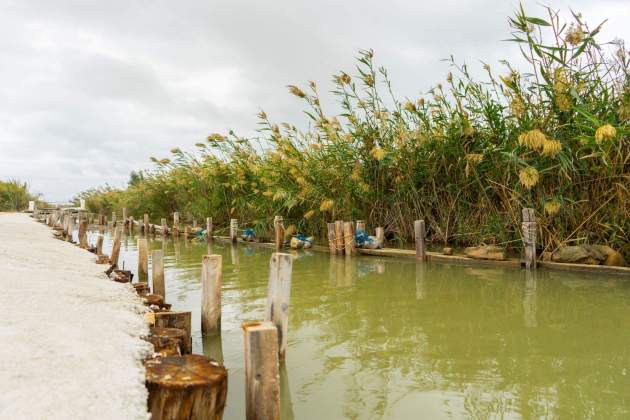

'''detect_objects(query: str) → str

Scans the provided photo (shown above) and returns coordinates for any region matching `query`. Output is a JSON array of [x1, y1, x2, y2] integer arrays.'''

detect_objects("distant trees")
[[0, 179, 35, 211]]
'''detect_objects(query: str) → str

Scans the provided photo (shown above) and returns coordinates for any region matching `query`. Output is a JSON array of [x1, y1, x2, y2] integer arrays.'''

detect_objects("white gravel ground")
[[0, 213, 151, 420]]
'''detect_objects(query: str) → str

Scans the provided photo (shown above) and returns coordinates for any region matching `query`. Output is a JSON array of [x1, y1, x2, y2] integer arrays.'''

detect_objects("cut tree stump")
[[147, 327, 188, 357], [146, 354, 227, 420], [154, 311, 192, 354]]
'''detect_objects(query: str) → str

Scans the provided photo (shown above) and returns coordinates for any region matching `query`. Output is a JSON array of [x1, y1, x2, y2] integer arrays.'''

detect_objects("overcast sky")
[[1, 0, 628, 202]]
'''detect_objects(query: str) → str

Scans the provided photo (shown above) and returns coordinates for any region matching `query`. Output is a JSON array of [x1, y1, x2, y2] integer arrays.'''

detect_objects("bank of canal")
[[100, 228, 630, 419]]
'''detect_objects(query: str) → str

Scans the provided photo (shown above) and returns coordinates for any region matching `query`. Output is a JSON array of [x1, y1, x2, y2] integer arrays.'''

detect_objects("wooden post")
[[273, 216, 284, 250], [152, 250, 165, 299], [343, 221, 355, 255], [327, 223, 336, 254], [110, 227, 122, 267], [138, 238, 149, 282], [243, 322, 280, 420], [122, 207, 127, 225], [375, 227, 385, 248], [143, 214, 150, 234], [66, 216, 75, 242], [265, 253, 293, 361], [230, 219, 238, 243], [96, 234, 104, 255], [111, 211, 117, 227], [173, 212, 180, 237], [79, 199, 86, 211], [127, 216, 134, 234], [78, 220, 88, 248], [522, 208, 537, 270], [414, 220, 426, 261], [206, 217, 213, 242], [153, 311, 192, 354], [201, 255, 222, 335], [355, 220, 366, 233], [184, 225, 190, 239], [334, 220, 344, 255], [161, 218, 167, 236], [192, 219, 197, 229], [146, 355, 227, 420]]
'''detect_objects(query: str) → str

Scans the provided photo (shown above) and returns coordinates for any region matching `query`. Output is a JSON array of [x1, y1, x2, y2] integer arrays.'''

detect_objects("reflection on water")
[[98, 229, 630, 420]]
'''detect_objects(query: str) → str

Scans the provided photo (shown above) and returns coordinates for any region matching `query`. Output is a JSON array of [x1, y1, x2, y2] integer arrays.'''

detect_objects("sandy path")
[[0, 213, 151, 420]]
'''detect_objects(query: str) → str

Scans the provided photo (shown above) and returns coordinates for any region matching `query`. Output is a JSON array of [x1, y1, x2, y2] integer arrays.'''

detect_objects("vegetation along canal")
[[98, 229, 630, 419]]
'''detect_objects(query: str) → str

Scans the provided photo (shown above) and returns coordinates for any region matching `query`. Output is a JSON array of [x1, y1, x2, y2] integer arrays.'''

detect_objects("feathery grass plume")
[[362, 74, 374, 87], [565, 24, 584, 46], [287, 85, 306, 98], [509, 97, 525, 118], [553, 69, 572, 111], [370, 147, 386, 161], [207, 133, 226, 142], [404, 101, 416, 112], [333, 72, 352, 85], [594, 124, 616, 143], [170, 147, 182, 154], [519, 166, 540, 190], [518, 129, 546, 151], [541, 139, 562, 157], [303, 210, 315, 219], [465, 154, 484, 177], [544, 199, 561, 216], [262, 190, 273, 197], [319, 199, 334, 212]]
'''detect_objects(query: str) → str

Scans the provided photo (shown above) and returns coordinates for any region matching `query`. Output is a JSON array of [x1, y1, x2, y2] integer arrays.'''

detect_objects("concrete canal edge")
[[0, 212, 152, 419]]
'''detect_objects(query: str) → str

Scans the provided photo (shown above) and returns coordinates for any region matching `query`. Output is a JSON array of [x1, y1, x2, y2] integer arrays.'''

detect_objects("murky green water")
[[97, 230, 630, 419]]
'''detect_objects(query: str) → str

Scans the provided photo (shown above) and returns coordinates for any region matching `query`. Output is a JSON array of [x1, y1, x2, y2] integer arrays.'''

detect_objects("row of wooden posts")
[[39, 209, 292, 419], [101, 204, 538, 270]]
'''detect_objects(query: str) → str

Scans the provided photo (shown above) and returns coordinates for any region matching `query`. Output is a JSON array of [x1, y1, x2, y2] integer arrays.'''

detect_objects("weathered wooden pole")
[[265, 253, 293, 361], [122, 207, 127, 225], [522, 208, 537, 270], [375, 227, 385, 248], [96, 234, 104, 255], [78, 219, 88, 249], [79, 199, 86, 211], [414, 220, 426, 261], [343, 221, 355, 255], [206, 217, 213, 242], [143, 214, 150, 235], [67, 216, 75, 242], [152, 249, 165, 299], [111, 211, 117, 227], [243, 322, 280, 420], [184, 225, 190, 240], [355, 220, 366, 233], [273, 216, 284, 250], [201, 255, 222, 335], [161, 218, 167, 236], [110, 227, 122, 267], [230, 219, 238, 243], [334, 220, 344, 255], [128, 216, 135, 234], [146, 355, 227, 420], [173, 212, 180, 237], [327, 223, 336, 254], [192, 219, 197, 229], [138, 238, 149, 282]]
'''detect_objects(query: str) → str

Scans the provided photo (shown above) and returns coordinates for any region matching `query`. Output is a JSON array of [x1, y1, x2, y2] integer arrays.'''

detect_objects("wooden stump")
[[154, 311, 192, 354], [243, 322, 280, 420], [78, 220, 88, 249], [326, 223, 336, 254], [206, 217, 213, 242], [147, 327, 188, 356], [173, 212, 180, 237], [201, 255, 222, 335], [334, 220, 344, 255], [138, 238, 149, 282], [265, 253, 293, 361], [110, 227, 122, 267], [229, 219, 238, 243], [112, 269, 133, 283], [414, 220, 426, 261], [96, 234, 104, 255], [134, 283, 150, 296], [522, 208, 537, 270], [343, 221, 355, 256], [146, 355, 227, 420], [273, 216, 284, 251], [152, 249, 166, 299]]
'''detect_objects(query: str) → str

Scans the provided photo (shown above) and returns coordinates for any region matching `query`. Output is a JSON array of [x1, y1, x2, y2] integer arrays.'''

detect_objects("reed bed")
[[78, 6, 629, 257]]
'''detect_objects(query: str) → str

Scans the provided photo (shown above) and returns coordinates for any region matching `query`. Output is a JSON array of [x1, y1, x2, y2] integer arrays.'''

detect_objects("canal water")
[[97, 230, 630, 419]]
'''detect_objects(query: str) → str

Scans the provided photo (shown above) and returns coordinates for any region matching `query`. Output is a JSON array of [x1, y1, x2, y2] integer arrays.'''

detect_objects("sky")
[[1, 0, 629, 202]]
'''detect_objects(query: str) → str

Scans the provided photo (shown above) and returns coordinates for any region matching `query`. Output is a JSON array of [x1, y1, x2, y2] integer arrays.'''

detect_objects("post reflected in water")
[[202, 333, 224, 365], [279, 364, 295, 420], [206, 241, 213, 256], [230, 244, 239, 266], [343, 256, 355, 287], [415, 263, 426, 300], [173, 238, 180, 262], [523, 270, 538, 328]]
